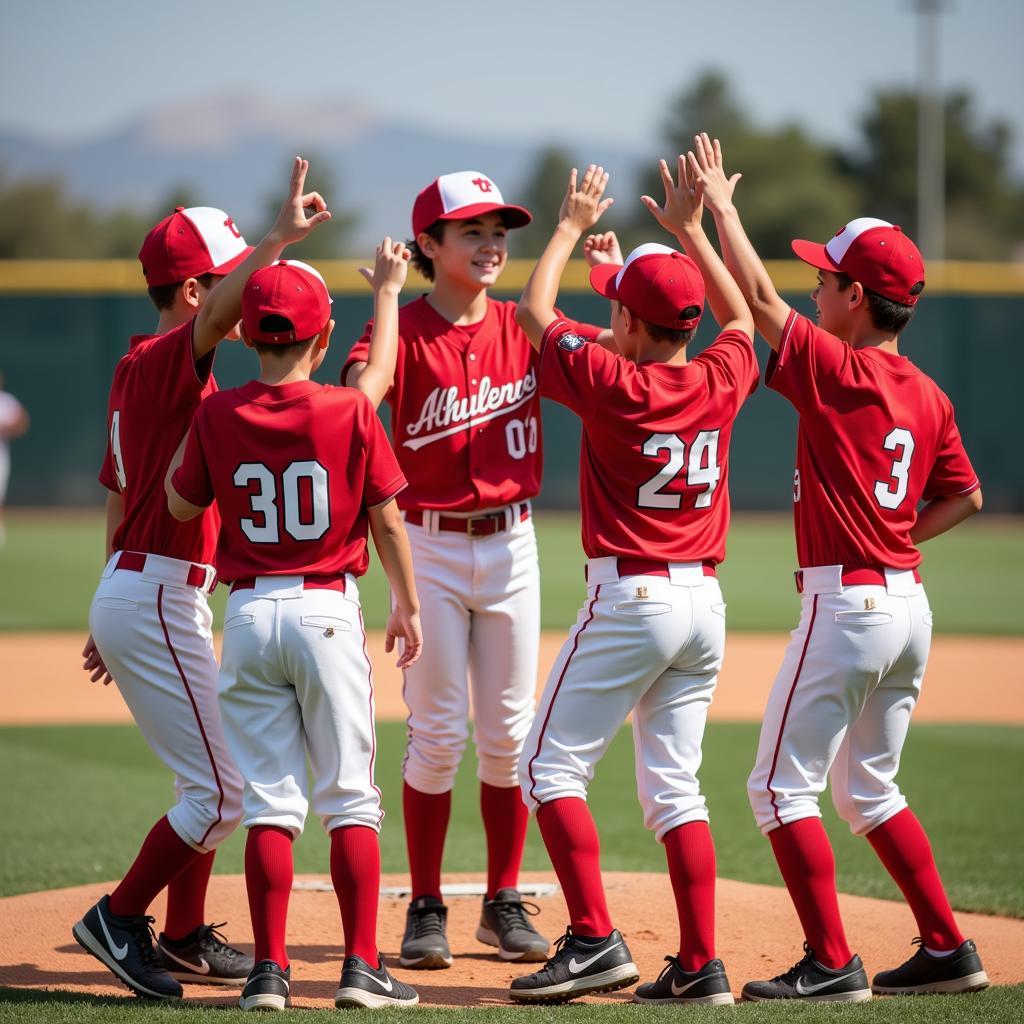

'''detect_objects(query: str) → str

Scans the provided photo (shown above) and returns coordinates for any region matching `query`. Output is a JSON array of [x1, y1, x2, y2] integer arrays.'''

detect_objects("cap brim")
[[210, 245, 254, 277], [436, 203, 532, 229], [589, 263, 622, 300], [790, 239, 840, 272]]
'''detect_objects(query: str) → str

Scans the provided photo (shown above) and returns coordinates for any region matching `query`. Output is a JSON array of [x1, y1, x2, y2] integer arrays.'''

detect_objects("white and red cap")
[[791, 217, 926, 305], [139, 206, 253, 287], [242, 260, 332, 344], [589, 243, 705, 330], [412, 171, 532, 237]]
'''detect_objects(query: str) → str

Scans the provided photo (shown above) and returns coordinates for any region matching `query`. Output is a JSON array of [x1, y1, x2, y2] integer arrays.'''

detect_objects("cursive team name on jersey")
[[402, 370, 538, 451]]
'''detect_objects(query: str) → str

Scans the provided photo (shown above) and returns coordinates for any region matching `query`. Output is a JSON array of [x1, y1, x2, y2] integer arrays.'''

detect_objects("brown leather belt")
[[405, 503, 530, 537]]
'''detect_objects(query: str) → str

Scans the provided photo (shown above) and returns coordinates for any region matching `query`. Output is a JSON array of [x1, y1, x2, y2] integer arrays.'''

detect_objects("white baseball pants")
[[401, 509, 539, 794], [748, 566, 932, 836], [521, 559, 726, 841], [217, 576, 383, 837], [89, 552, 243, 852]]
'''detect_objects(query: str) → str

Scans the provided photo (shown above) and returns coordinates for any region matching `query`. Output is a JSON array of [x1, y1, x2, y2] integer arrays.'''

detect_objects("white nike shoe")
[[335, 954, 419, 1008], [633, 955, 735, 1005], [741, 943, 871, 1002]]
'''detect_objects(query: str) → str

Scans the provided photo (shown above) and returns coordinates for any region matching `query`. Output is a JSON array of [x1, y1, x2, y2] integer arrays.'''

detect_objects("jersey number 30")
[[235, 461, 330, 543], [637, 431, 722, 510]]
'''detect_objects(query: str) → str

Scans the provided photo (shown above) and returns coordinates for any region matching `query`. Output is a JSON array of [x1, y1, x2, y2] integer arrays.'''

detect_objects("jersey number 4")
[[874, 427, 915, 510], [235, 461, 330, 543], [637, 431, 722, 510]]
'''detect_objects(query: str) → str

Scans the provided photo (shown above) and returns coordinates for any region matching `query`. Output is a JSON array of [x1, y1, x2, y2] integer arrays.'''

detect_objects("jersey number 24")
[[637, 431, 721, 510]]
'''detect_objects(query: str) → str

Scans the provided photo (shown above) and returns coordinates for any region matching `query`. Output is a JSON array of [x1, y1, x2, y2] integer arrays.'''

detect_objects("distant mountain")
[[0, 95, 645, 250]]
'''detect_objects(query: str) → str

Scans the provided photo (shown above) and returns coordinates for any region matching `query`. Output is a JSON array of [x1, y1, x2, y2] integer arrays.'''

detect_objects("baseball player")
[[168, 257, 421, 1011], [0, 370, 29, 547], [73, 158, 330, 1001], [689, 133, 987, 1001], [342, 171, 605, 968], [509, 163, 757, 1005]]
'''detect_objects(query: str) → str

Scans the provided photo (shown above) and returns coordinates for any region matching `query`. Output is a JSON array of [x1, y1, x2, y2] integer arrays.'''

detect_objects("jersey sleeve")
[[696, 328, 759, 405], [923, 405, 980, 500], [137, 318, 215, 415], [170, 411, 215, 509], [551, 307, 605, 342], [538, 317, 619, 420], [99, 431, 118, 492], [765, 309, 850, 416], [361, 399, 407, 507]]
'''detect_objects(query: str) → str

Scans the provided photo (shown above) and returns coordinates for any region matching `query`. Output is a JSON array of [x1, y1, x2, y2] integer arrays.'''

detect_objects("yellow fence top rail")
[[1, 259, 1023, 296]]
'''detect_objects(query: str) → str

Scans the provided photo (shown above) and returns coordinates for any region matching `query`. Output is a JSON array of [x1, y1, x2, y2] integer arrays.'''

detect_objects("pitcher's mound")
[[2, 872, 1021, 1007]]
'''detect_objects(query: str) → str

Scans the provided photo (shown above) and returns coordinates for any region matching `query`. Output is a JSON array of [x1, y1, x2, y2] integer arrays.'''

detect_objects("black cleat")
[[335, 953, 419, 1008], [158, 921, 254, 985], [872, 938, 989, 995], [634, 955, 735, 1006], [239, 959, 291, 1011], [509, 927, 639, 1004], [399, 895, 453, 969], [72, 894, 182, 1000], [741, 943, 871, 1003], [476, 888, 550, 962]]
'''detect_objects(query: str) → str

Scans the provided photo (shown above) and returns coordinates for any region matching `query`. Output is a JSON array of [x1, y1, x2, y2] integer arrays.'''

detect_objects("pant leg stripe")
[[356, 607, 385, 828]]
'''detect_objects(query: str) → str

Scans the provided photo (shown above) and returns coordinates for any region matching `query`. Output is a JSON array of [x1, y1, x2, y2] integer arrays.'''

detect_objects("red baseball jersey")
[[99, 319, 220, 563], [172, 380, 406, 582], [539, 319, 758, 563], [768, 309, 979, 570], [342, 297, 601, 512]]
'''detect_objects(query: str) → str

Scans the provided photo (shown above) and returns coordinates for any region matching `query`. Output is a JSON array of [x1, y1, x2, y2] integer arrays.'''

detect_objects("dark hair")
[[619, 302, 698, 345], [146, 272, 218, 311], [250, 314, 319, 355], [408, 222, 447, 282], [833, 271, 921, 335]]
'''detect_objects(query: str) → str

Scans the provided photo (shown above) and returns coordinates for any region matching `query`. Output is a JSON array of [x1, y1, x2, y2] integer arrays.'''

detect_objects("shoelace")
[[197, 922, 244, 960], [410, 905, 447, 938], [772, 942, 816, 985], [533, 930, 575, 975], [131, 915, 165, 970], [488, 896, 540, 931], [654, 955, 683, 983]]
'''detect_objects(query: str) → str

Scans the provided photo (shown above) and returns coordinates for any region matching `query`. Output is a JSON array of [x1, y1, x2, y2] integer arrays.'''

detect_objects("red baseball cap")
[[242, 260, 332, 344], [139, 206, 253, 287], [412, 171, 532, 237], [791, 218, 926, 305], [589, 243, 705, 330]]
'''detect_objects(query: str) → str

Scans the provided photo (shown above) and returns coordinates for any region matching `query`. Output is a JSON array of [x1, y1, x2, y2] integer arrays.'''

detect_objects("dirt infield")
[[1, 630, 1019, 725], [3, 872, 1021, 1007]]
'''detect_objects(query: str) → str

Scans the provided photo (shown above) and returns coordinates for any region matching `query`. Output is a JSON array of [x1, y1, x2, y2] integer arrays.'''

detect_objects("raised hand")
[[268, 156, 332, 247], [358, 237, 410, 293], [583, 231, 624, 267], [642, 155, 703, 236], [558, 164, 614, 235], [686, 133, 742, 214]]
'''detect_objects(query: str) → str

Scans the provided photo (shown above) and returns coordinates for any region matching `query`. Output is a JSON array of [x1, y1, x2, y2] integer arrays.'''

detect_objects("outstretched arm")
[[688, 133, 791, 351], [516, 165, 613, 350], [192, 157, 332, 360], [346, 238, 409, 409], [642, 155, 753, 340]]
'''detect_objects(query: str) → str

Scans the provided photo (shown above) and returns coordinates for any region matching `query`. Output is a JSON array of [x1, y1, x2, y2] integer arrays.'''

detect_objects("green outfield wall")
[[0, 262, 1021, 511]]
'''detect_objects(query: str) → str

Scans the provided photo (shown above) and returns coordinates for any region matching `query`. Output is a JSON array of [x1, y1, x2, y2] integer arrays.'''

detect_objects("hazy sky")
[[2, 0, 1023, 168]]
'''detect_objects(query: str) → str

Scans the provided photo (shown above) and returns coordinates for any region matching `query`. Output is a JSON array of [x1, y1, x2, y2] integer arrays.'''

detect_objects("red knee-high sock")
[[481, 783, 529, 898], [109, 816, 201, 918], [768, 818, 853, 969], [163, 850, 215, 940], [331, 825, 380, 964], [536, 798, 612, 937], [663, 822, 717, 972], [245, 826, 293, 968], [866, 808, 964, 951], [403, 782, 450, 900]]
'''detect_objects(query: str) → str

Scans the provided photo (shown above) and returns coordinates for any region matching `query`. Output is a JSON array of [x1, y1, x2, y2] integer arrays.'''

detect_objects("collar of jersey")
[[856, 346, 917, 376], [418, 295, 494, 337], [237, 379, 322, 402]]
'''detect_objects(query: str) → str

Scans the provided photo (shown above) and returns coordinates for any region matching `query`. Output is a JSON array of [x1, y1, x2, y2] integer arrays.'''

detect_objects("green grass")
[[1, 511, 1021, 634], [1, 985, 1022, 1024], [4, 722, 1021, 918]]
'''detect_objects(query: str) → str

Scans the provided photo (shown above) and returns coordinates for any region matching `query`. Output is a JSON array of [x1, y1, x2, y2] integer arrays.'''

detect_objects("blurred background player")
[[168, 257, 421, 1011], [73, 159, 330, 1001], [0, 369, 29, 547], [692, 132, 987, 1002], [509, 163, 756, 1005], [342, 171, 606, 969]]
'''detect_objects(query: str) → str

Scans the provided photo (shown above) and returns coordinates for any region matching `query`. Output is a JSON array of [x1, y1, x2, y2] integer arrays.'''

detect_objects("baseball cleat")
[[335, 953, 419, 1008], [72, 894, 182, 999], [399, 895, 453, 968], [508, 927, 639, 1003], [239, 959, 291, 1011], [476, 888, 550, 962], [158, 921, 254, 985], [872, 938, 989, 995], [741, 943, 871, 1002], [633, 955, 735, 1005]]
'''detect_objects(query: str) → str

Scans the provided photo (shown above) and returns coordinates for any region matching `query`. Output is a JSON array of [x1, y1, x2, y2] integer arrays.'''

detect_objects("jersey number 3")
[[235, 461, 330, 543], [874, 427, 915, 510], [637, 431, 722, 510]]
